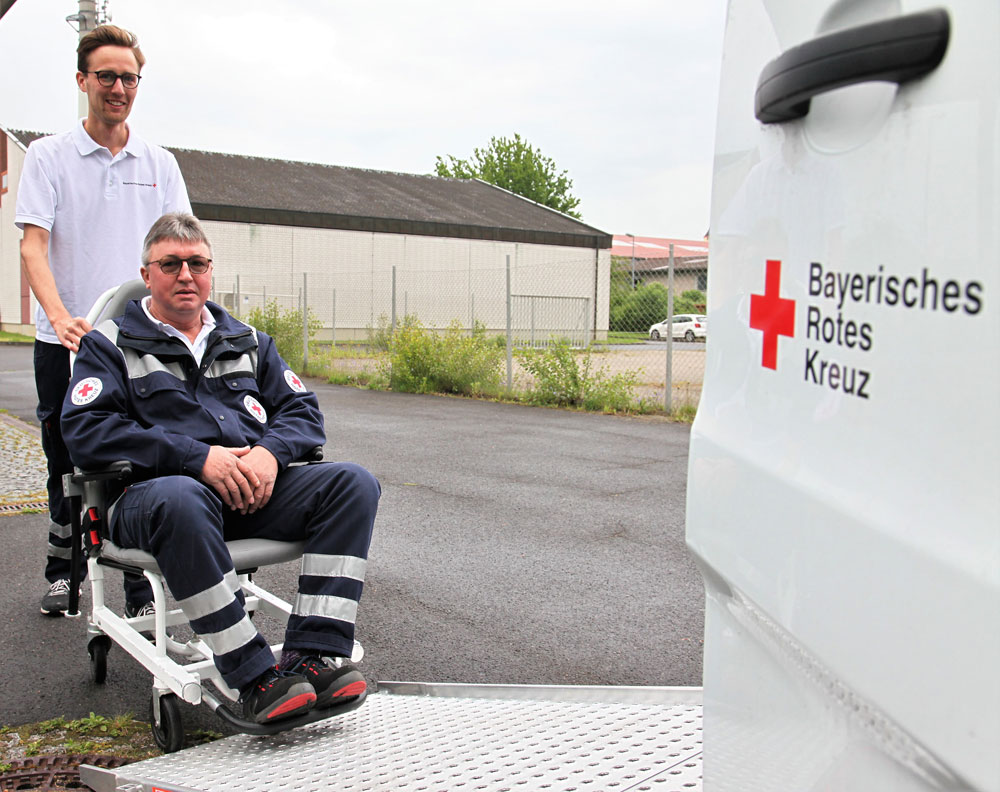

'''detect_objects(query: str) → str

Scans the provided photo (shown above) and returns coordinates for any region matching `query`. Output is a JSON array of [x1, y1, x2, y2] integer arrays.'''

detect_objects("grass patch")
[[669, 403, 699, 423], [591, 332, 648, 345], [0, 712, 222, 765], [0, 331, 34, 344]]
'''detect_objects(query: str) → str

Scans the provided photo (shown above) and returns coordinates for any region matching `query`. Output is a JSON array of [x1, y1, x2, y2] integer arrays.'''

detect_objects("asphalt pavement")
[[0, 342, 703, 734]]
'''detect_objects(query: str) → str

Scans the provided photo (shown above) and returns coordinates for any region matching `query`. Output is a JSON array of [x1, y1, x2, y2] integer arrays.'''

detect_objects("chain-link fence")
[[208, 240, 705, 411]]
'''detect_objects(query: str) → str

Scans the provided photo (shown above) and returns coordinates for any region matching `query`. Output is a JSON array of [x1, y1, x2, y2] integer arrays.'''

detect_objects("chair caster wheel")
[[149, 692, 184, 753], [88, 635, 111, 684]]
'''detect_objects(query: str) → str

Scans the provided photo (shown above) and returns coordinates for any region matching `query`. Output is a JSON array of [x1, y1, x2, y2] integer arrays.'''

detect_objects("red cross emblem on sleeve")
[[243, 395, 268, 424], [71, 377, 103, 405], [284, 369, 306, 393], [750, 259, 796, 370]]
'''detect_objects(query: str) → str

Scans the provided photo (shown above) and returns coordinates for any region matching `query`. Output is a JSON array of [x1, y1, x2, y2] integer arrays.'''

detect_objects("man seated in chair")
[[61, 212, 380, 725]]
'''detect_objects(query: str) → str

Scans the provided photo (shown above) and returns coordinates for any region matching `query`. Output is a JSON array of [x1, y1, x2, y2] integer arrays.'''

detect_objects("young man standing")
[[15, 25, 191, 616]]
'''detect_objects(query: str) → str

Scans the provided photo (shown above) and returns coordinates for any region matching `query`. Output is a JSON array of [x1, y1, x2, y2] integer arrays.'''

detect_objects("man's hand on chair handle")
[[53, 315, 92, 353]]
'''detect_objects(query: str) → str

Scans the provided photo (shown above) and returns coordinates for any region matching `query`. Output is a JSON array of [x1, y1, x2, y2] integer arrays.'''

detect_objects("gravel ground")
[[0, 412, 47, 511]]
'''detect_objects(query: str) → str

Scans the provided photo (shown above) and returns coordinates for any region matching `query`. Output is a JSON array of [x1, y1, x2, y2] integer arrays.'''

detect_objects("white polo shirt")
[[15, 120, 191, 344]]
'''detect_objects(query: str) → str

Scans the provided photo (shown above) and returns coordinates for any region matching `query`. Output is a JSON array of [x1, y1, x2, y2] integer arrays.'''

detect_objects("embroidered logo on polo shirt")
[[122, 181, 157, 188]]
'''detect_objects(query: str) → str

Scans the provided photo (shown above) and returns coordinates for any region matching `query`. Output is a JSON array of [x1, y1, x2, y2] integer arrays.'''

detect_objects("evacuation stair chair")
[[61, 278, 365, 752]]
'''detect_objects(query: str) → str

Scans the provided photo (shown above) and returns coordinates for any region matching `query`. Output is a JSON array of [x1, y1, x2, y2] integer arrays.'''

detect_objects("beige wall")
[[204, 221, 611, 342]]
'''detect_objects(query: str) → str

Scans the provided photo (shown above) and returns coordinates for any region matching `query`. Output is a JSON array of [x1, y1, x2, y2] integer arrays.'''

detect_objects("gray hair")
[[141, 213, 213, 265]]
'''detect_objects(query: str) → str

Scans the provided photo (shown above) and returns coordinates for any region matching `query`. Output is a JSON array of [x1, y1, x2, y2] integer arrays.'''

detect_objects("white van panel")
[[688, 1, 999, 789]]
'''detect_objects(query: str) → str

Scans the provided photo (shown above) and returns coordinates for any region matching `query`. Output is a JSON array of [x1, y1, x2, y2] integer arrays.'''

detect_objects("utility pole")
[[65, 0, 111, 117]]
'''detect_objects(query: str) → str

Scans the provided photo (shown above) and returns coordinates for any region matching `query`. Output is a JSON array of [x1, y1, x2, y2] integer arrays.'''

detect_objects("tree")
[[435, 134, 582, 219]]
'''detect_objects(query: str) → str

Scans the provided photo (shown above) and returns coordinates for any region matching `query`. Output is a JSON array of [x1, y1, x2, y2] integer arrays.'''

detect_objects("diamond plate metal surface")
[[103, 691, 703, 792]]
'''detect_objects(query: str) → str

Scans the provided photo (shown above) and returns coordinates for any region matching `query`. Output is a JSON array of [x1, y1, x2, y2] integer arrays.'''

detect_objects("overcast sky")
[[1, 0, 727, 239]]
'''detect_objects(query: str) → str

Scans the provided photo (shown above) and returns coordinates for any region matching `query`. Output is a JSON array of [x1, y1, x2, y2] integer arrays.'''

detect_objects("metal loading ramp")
[[82, 683, 703, 792]]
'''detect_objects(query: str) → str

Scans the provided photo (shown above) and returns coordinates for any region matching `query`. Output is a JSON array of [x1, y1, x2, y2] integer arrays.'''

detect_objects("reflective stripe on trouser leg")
[[110, 476, 276, 691], [223, 462, 379, 658], [47, 520, 75, 560]]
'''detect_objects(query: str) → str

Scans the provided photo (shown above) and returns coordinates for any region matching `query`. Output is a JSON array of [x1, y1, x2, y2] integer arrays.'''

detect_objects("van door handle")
[[755, 8, 950, 123]]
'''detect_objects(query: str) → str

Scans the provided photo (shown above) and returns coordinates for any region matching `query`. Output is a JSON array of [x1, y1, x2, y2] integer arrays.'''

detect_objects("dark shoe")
[[40, 579, 82, 617], [287, 655, 366, 709], [239, 666, 316, 724], [124, 600, 171, 641]]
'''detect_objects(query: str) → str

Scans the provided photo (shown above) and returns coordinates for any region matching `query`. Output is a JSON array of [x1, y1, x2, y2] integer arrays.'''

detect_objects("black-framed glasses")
[[85, 70, 141, 89], [147, 256, 212, 275]]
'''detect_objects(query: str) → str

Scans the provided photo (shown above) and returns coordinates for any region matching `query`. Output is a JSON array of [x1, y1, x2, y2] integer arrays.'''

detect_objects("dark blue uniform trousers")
[[109, 462, 379, 692]]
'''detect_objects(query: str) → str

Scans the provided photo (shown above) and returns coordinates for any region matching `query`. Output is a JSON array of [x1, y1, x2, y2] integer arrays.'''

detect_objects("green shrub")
[[384, 319, 504, 397], [245, 300, 321, 371], [609, 282, 671, 333], [516, 340, 644, 413]]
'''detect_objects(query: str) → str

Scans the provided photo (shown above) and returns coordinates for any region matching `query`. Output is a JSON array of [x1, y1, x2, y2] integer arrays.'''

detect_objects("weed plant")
[[383, 318, 504, 397], [245, 300, 321, 371], [516, 340, 646, 413]]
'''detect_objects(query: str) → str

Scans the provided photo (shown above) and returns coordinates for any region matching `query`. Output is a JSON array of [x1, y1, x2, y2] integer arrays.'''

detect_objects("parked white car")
[[648, 314, 707, 342]]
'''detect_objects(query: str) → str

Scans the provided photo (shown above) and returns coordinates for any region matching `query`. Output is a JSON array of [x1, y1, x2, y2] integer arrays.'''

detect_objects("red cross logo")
[[284, 369, 307, 393], [243, 395, 268, 423], [71, 376, 103, 405], [750, 259, 796, 370]]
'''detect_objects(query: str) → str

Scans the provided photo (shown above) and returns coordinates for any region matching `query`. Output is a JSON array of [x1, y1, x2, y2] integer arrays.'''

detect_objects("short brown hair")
[[142, 213, 213, 265], [77, 24, 145, 73]]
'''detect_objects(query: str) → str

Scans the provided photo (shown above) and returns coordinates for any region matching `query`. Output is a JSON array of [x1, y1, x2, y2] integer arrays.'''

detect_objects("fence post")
[[391, 265, 397, 333], [665, 244, 674, 413], [235, 275, 240, 318], [505, 255, 512, 390], [530, 298, 536, 347], [302, 272, 309, 372], [331, 288, 336, 347]]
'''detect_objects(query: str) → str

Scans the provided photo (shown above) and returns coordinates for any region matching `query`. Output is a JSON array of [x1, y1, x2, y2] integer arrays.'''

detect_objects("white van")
[[687, 3, 998, 791]]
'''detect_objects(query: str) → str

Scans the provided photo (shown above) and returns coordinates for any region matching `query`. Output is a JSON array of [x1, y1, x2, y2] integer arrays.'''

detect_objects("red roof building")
[[611, 235, 709, 292]]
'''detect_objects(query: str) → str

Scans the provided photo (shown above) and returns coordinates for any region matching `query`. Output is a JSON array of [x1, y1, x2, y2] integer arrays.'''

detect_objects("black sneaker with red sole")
[[287, 656, 367, 709], [240, 666, 317, 724]]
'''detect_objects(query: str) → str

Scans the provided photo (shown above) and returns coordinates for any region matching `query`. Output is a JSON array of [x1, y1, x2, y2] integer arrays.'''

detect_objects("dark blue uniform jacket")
[[61, 300, 325, 482]]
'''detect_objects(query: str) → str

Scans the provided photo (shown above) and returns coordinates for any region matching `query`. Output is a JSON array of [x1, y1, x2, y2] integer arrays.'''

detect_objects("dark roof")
[[7, 129, 610, 250]]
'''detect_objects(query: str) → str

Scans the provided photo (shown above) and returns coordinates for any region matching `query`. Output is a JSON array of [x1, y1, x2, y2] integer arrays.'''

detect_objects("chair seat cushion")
[[101, 538, 307, 573]]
